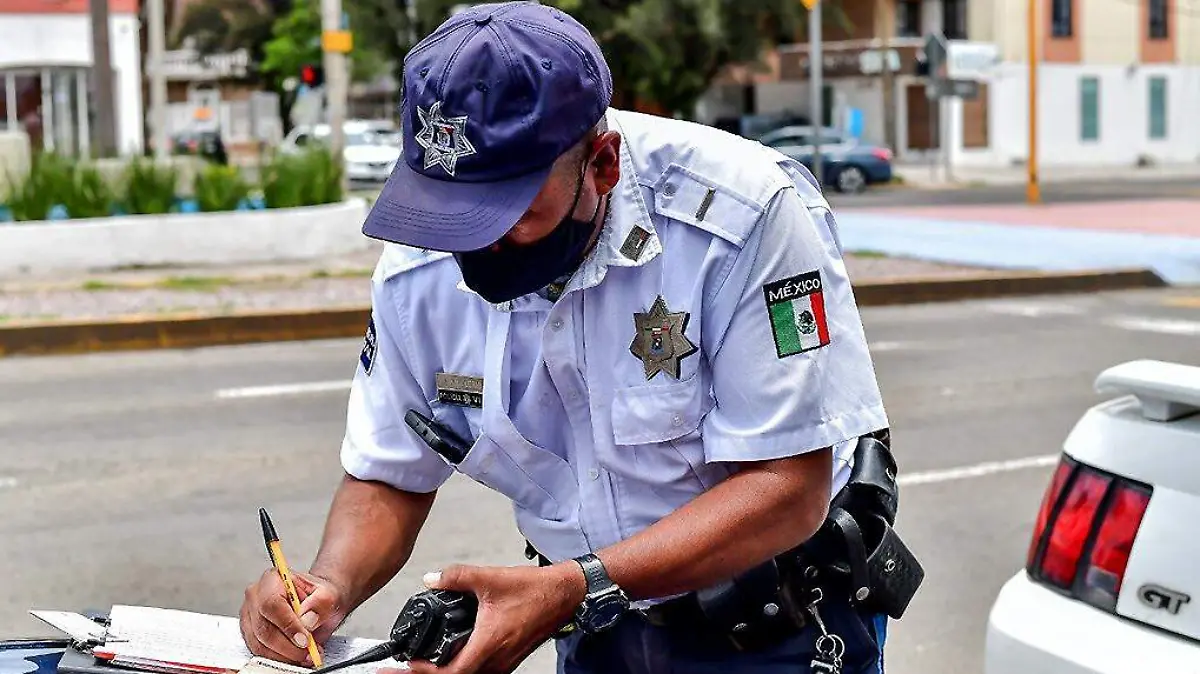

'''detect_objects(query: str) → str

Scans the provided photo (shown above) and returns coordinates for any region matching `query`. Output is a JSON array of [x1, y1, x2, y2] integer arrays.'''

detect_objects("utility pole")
[[147, 0, 168, 161], [808, 0, 823, 187], [321, 0, 351, 192], [1026, 0, 1041, 204], [877, 0, 897, 153], [89, 0, 118, 156]]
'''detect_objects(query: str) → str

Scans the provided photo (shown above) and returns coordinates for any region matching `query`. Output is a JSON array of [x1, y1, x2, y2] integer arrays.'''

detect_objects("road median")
[[0, 268, 1166, 357]]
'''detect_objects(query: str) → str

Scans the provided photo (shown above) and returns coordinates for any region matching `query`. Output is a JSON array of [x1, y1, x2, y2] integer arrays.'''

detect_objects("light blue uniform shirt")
[[341, 108, 890, 569]]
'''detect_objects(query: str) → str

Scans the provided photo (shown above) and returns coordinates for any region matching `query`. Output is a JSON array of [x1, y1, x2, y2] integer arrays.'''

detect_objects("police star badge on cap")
[[414, 101, 476, 176], [629, 295, 697, 380]]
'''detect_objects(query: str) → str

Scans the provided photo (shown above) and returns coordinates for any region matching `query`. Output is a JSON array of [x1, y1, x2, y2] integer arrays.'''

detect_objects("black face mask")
[[453, 162, 603, 304]]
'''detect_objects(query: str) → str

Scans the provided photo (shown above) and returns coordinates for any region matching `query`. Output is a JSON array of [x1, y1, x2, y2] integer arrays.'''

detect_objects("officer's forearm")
[[308, 473, 436, 611], [597, 449, 832, 602]]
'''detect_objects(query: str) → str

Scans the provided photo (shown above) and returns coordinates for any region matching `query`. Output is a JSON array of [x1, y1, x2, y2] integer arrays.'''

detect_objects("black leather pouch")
[[825, 508, 925, 619]]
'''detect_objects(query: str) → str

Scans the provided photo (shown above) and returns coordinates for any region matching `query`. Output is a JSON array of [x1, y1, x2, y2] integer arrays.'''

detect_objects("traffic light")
[[300, 63, 325, 88]]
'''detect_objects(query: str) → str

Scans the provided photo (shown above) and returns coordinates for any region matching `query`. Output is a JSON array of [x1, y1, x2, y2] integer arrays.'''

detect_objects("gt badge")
[[435, 372, 484, 409], [763, 270, 830, 359], [1139, 584, 1191, 615], [360, 318, 378, 375], [629, 295, 697, 380]]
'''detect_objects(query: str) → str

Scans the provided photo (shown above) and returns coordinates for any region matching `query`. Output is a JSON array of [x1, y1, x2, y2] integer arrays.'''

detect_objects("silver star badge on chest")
[[414, 101, 477, 176], [629, 295, 698, 380]]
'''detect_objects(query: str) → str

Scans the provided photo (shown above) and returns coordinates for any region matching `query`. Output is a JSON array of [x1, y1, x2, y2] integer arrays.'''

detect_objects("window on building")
[[1079, 76, 1100, 141], [1148, 76, 1168, 139], [0, 75, 10, 131], [1149, 0, 1169, 39], [1052, 0, 1074, 38], [942, 0, 968, 40], [896, 0, 922, 38]]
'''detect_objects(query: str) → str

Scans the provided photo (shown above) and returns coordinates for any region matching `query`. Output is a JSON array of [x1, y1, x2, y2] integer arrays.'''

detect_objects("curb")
[[852, 268, 1166, 307], [0, 269, 1166, 358]]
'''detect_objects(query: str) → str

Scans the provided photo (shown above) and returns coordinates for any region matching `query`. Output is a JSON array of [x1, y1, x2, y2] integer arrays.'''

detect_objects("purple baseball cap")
[[361, 1, 614, 252]]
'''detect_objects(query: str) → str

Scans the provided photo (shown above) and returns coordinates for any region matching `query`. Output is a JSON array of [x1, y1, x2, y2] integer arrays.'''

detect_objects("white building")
[[955, 0, 1200, 168], [700, 0, 1200, 169], [0, 0, 144, 157]]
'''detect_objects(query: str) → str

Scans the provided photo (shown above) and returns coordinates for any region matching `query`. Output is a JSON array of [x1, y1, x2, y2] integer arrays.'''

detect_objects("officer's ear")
[[590, 131, 621, 197]]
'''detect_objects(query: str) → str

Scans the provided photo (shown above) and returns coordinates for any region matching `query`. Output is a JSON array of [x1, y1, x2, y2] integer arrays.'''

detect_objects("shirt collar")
[[457, 110, 661, 312]]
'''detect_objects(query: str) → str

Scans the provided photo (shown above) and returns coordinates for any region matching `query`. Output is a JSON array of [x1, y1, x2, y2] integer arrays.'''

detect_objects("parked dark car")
[[171, 130, 228, 165], [757, 125, 893, 194]]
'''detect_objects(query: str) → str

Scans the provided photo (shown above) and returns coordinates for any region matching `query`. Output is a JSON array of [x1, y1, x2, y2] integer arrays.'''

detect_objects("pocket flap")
[[611, 375, 710, 446]]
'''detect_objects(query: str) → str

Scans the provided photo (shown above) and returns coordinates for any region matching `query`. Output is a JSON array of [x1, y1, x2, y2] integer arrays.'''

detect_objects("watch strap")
[[574, 553, 609, 595]]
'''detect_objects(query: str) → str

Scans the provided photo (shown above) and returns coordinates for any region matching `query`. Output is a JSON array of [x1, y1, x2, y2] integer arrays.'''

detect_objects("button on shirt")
[[341, 109, 889, 568]]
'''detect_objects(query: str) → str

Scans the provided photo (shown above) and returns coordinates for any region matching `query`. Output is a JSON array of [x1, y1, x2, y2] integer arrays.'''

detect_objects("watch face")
[[584, 597, 627, 632]]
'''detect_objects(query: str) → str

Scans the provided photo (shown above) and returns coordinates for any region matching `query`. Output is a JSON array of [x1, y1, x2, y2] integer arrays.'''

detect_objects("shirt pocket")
[[607, 373, 719, 491], [611, 373, 711, 445], [453, 432, 574, 523]]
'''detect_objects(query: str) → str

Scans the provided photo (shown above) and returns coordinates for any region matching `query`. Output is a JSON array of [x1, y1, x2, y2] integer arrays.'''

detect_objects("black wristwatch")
[[571, 553, 630, 634]]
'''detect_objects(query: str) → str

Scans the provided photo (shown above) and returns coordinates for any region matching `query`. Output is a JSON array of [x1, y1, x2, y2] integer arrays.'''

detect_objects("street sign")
[[927, 78, 981, 100], [946, 40, 999, 80], [923, 33, 947, 69]]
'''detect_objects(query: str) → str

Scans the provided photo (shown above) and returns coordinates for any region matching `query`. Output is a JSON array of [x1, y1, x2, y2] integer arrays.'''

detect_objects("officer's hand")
[[396, 563, 585, 674], [239, 568, 349, 666]]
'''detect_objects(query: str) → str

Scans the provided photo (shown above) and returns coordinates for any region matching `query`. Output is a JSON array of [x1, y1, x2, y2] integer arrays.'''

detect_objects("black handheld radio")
[[307, 589, 478, 672]]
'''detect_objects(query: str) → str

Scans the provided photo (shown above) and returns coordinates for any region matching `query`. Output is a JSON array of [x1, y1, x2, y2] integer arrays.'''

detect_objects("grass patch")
[[849, 250, 889, 259], [157, 276, 235, 291], [0, 314, 9, 323], [82, 280, 121, 291], [312, 268, 372, 279]]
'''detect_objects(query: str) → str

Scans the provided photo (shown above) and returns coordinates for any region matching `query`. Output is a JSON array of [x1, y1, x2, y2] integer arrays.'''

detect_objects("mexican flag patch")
[[763, 270, 830, 358]]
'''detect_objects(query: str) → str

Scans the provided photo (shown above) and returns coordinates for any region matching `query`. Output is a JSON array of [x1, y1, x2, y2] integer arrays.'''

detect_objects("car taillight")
[[871, 148, 892, 161], [1027, 456, 1153, 612]]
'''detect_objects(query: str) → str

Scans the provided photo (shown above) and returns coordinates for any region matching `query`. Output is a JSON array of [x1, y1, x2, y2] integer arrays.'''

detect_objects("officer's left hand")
[[394, 563, 586, 674]]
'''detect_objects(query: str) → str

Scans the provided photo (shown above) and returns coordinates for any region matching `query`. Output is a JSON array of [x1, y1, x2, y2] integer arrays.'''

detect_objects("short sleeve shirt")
[[340, 109, 889, 563]]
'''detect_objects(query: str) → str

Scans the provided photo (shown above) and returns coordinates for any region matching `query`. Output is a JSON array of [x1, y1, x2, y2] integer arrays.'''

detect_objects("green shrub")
[[123, 157, 179, 215], [3, 153, 114, 221], [260, 147, 344, 209], [195, 164, 250, 212], [65, 165, 116, 219]]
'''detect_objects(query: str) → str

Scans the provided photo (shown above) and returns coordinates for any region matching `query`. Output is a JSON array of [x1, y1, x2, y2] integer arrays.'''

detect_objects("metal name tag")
[[435, 372, 484, 409]]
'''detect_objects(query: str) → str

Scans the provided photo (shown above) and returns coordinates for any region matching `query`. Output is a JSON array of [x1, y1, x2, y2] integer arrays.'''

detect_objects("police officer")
[[239, 2, 893, 673]]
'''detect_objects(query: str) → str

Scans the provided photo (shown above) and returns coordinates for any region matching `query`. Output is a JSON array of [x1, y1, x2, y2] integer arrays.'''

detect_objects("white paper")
[[29, 610, 108, 642], [93, 606, 385, 674]]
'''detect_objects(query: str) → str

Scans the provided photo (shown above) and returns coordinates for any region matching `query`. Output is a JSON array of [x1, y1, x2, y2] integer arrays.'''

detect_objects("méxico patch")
[[360, 318, 378, 375], [762, 270, 830, 358], [435, 372, 484, 408]]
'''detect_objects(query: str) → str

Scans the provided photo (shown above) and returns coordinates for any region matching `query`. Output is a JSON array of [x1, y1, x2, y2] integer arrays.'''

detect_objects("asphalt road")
[[828, 176, 1200, 209], [3, 287, 1200, 673]]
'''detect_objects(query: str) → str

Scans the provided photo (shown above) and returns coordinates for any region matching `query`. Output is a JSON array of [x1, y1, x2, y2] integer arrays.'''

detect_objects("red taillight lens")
[[872, 148, 892, 161], [1027, 458, 1073, 568], [1078, 485, 1151, 609], [1027, 457, 1153, 613], [1041, 470, 1111, 587]]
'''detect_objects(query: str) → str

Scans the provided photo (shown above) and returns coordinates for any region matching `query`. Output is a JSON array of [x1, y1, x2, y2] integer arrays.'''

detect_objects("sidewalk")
[[836, 199, 1200, 285], [893, 161, 1200, 189], [0, 250, 991, 324]]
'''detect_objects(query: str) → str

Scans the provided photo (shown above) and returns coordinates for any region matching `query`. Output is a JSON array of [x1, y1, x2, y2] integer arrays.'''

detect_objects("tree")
[[341, 0, 846, 122], [549, 0, 848, 119]]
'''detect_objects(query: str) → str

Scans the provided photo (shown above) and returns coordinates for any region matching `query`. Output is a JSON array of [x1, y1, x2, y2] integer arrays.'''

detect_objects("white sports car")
[[985, 360, 1200, 673]]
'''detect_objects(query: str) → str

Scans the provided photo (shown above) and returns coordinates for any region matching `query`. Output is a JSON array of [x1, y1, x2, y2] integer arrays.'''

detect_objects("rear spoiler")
[[1095, 360, 1200, 422]]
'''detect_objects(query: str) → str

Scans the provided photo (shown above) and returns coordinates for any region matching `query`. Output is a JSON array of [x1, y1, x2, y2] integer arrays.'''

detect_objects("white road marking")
[[1105, 316, 1200, 336], [869, 340, 913, 352], [899, 454, 1059, 487], [985, 302, 1086, 318], [0, 477, 17, 489], [215, 380, 352, 399]]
